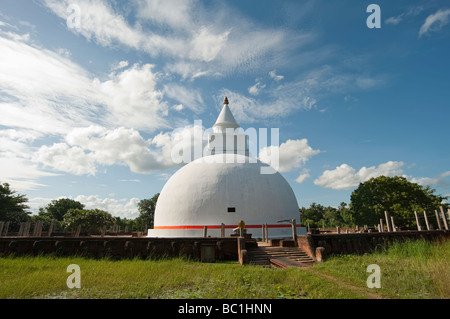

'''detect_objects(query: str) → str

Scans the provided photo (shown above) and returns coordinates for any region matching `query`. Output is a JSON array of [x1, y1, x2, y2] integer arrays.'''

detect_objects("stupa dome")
[[147, 98, 304, 238]]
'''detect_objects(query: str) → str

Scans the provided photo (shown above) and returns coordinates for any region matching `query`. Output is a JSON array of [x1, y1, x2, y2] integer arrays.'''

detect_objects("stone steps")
[[247, 245, 315, 267]]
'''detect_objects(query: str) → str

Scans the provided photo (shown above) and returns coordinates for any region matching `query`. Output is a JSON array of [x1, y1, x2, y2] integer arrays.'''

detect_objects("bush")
[[62, 208, 114, 233]]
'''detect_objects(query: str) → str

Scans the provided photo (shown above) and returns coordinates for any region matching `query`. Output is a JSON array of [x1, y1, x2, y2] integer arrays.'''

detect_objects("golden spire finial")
[[223, 96, 229, 105]]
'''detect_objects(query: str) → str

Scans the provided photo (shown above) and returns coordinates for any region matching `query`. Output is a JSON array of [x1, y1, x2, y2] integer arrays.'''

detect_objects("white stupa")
[[147, 97, 306, 238]]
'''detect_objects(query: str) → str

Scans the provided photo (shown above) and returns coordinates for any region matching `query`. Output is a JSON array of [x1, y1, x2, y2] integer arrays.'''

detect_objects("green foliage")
[[28, 193, 161, 233], [379, 239, 433, 260], [350, 176, 447, 228], [300, 202, 353, 228], [62, 208, 114, 233], [31, 214, 62, 232], [135, 193, 159, 230], [0, 182, 30, 230], [41, 198, 85, 221], [112, 216, 136, 232]]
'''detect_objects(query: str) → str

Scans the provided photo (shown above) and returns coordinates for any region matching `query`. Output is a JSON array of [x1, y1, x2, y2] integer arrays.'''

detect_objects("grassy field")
[[313, 238, 450, 299], [0, 239, 448, 299]]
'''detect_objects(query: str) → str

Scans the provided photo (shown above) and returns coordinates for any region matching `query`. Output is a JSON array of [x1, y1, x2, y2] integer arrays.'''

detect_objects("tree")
[[41, 198, 85, 221], [323, 206, 343, 227], [0, 182, 31, 230], [31, 214, 60, 231], [338, 202, 354, 226], [300, 203, 327, 228], [350, 176, 448, 228], [112, 216, 136, 232], [300, 202, 357, 229], [62, 208, 113, 233], [135, 193, 159, 230]]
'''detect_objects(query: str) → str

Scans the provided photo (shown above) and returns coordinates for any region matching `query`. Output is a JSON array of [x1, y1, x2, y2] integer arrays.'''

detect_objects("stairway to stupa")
[[247, 243, 315, 268]]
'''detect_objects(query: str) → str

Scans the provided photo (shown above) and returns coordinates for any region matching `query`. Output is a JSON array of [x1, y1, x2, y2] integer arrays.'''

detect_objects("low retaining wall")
[[3, 231, 448, 263], [297, 230, 450, 260], [0, 237, 239, 261]]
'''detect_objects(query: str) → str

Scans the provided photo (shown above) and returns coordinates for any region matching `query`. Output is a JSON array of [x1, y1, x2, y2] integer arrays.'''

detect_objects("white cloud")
[[220, 84, 317, 123], [65, 126, 170, 174], [150, 123, 208, 165], [0, 129, 40, 154], [37, 143, 96, 176], [189, 27, 231, 63], [314, 161, 450, 191], [43, 0, 144, 49], [74, 194, 140, 219], [172, 104, 185, 111], [385, 6, 424, 25], [28, 197, 55, 214], [37, 126, 161, 175], [408, 171, 450, 188], [0, 129, 57, 190], [0, 25, 172, 134], [314, 161, 405, 190], [419, 9, 450, 37], [220, 63, 384, 123], [215, 28, 293, 77], [248, 82, 266, 96], [56, 47, 71, 58], [259, 139, 320, 172], [93, 63, 170, 131], [385, 16, 403, 25], [163, 84, 205, 113], [269, 70, 284, 81], [0, 155, 57, 191], [36, 123, 210, 176], [0, 1, 394, 191], [0, 22, 204, 188], [165, 62, 214, 80], [295, 171, 310, 184], [136, 0, 198, 31], [43, 0, 304, 79], [0, 29, 100, 134], [112, 60, 129, 70]]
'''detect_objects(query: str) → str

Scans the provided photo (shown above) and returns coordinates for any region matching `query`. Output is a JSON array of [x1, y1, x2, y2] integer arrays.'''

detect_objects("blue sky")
[[0, 0, 449, 219]]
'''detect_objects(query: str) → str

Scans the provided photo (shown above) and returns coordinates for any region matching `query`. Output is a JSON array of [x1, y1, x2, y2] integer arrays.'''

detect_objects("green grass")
[[313, 238, 450, 299], [0, 239, 448, 299], [0, 255, 365, 299]]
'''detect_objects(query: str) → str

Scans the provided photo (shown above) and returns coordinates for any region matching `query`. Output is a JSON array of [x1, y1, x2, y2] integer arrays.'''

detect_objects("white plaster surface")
[[148, 154, 304, 238]]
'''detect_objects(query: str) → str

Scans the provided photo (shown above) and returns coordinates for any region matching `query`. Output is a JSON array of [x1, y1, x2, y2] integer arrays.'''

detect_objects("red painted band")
[[154, 224, 301, 230]]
